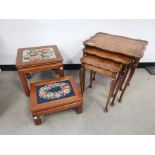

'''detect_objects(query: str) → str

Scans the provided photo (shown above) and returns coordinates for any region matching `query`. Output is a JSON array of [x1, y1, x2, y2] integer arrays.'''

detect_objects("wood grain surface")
[[83, 32, 148, 58]]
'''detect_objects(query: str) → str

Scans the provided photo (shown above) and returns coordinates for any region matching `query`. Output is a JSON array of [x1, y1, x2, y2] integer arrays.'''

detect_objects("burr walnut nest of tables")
[[16, 45, 64, 97], [80, 32, 148, 112], [30, 76, 83, 125]]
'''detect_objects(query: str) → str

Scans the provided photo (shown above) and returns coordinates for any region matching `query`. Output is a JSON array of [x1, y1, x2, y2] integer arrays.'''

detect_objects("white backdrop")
[[0, 19, 155, 64]]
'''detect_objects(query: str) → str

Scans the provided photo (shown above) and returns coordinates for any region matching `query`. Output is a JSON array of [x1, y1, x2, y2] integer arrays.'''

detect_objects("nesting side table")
[[83, 32, 148, 102], [16, 45, 64, 97]]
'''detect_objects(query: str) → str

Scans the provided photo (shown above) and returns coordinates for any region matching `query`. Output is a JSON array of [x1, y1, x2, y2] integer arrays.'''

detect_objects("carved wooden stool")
[[30, 76, 83, 125], [80, 55, 125, 112]]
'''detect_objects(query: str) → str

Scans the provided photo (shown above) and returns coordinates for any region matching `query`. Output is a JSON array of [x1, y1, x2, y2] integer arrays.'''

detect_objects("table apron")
[[17, 63, 63, 73]]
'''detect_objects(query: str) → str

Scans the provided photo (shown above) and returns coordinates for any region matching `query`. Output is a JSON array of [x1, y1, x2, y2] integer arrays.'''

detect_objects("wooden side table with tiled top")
[[16, 45, 64, 97]]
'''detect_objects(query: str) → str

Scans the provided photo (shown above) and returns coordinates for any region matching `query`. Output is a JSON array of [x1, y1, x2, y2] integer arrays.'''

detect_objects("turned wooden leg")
[[111, 73, 124, 106], [26, 73, 31, 79], [76, 103, 83, 114], [112, 72, 121, 97], [33, 115, 41, 125], [79, 68, 83, 94], [104, 77, 116, 112], [118, 65, 136, 103], [92, 71, 96, 81], [59, 66, 64, 77], [120, 65, 130, 91], [83, 68, 85, 92], [89, 70, 93, 88], [79, 67, 85, 93], [18, 71, 30, 96]]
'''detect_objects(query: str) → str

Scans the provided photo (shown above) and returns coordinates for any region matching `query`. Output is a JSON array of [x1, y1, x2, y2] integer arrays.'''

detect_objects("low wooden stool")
[[16, 45, 64, 97], [30, 76, 83, 125], [80, 55, 124, 112]]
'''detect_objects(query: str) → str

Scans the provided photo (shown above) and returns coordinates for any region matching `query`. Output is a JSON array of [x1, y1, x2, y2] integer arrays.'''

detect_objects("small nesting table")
[[80, 55, 124, 112], [16, 45, 64, 97], [30, 76, 83, 125]]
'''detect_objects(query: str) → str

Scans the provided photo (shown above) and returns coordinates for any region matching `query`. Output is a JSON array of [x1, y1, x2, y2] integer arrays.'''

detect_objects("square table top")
[[16, 45, 63, 68], [83, 32, 148, 58], [30, 76, 83, 113]]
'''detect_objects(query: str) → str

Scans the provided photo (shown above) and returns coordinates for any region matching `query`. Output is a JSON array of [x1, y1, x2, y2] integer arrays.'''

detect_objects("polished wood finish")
[[80, 56, 124, 112], [30, 76, 83, 125], [16, 45, 64, 96], [81, 55, 122, 73], [81, 32, 148, 111], [83, 32, 148, 58], [83, 47, 132, 64]]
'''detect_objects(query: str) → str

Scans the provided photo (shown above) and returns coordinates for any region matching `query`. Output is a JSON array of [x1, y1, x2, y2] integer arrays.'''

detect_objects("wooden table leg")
[[118, 58, 140, 102], [33, 115, 41, 125], [111, 73, 124, 106], [83, 68, 85, 92], [79, 68, 83, 94], [120, 65, 129, 91], [118, 64, 136, 103], [79, 68, 85, 93], [112, 71, 121, 97], [76, 103, 83, 114], [18, 71, 30, 96], [92, 71, 96, 81], [89, 70, 93, 88], [59, 66, 64, 77], [104, 76, 117, 112]]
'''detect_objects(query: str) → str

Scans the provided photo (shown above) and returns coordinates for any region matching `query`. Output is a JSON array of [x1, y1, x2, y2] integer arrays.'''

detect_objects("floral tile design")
[[22, 47, 56, 62], [36, 80, 75, 104]]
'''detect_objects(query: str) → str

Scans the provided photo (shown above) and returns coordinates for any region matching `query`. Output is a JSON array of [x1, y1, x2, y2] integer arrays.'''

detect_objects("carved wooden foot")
[[76, 104, 83, 114], [33, 116, 41, 125], [59, 66, 64, 77]]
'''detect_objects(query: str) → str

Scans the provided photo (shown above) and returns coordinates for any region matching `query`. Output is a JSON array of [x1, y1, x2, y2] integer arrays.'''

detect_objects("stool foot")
[[33, 116, 41, 125], [59, 66, 64, 77], [77, 105, 83, 114]]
